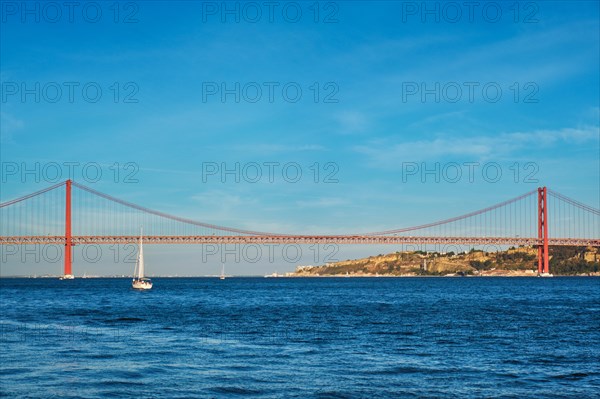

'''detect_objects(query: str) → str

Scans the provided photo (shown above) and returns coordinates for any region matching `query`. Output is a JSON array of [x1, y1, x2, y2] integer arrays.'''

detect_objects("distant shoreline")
[[1, 274, 598, 279], [292, 247, 599, 278]]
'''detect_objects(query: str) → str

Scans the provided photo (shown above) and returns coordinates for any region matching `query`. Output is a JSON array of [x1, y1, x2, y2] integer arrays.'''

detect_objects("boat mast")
[[138, 228, 144, 279]]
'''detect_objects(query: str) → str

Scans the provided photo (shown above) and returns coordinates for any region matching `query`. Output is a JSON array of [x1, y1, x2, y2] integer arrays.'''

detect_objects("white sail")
[[133, 256, 138, 279], [137, 233, 144, 279], [132, 228, 152, 289]]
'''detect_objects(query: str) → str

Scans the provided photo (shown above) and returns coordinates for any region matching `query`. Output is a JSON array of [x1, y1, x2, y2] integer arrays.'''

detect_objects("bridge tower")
[[64, 179, 73, 277], [537, 186, 549, 274]]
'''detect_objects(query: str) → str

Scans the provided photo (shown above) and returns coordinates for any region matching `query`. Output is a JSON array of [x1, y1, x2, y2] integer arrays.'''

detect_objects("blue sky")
[[1, 1, 599, 275]]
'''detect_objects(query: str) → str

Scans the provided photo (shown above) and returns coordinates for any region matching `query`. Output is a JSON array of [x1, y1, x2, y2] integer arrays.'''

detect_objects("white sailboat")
[[132, 230, 152, 290], [220, 263, 226, 280]]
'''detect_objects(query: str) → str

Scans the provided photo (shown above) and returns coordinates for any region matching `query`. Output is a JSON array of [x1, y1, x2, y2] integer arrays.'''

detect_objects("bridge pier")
[[537, 187, 549, 275], [64, 179, 73, 277]]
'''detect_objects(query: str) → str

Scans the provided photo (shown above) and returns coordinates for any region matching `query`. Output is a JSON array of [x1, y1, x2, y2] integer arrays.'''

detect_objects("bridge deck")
[[1, 236, 598, 246]]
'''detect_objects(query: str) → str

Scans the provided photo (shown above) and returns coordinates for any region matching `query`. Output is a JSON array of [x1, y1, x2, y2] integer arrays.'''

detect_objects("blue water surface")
[[1, 277, 599, 398]]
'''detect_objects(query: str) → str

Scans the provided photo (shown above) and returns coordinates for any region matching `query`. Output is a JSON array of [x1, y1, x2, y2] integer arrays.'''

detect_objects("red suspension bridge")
[[1, 180, 599, 276]]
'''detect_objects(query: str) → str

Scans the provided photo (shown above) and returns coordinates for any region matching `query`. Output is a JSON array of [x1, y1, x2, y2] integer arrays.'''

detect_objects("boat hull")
[[132, 279, 153, 290]]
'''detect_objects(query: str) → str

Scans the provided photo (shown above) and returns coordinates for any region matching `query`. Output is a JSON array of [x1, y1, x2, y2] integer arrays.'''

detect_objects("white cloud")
[[334, 110, 368, 134], [295, 197, 347, 208], [0, 112, 25, 143], [353, 126, 599, 168], [190, 189, 246, 208], [230, 143, 326, 154]]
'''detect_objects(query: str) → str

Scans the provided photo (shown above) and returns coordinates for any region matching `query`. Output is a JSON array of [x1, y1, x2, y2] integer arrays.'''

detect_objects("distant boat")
[[220, 263, 226, 280], [538, 272, 554, 278], [59, 274, 74, 280], [264, 271, 280, 278], [132, 230, 152, 290]]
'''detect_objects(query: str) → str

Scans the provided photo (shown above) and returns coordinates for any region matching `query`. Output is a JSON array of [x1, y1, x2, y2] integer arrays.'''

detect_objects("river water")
[[1, 277, 598, 398]]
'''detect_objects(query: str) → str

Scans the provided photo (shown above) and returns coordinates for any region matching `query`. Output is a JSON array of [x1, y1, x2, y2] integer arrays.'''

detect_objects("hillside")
[[292, 246, 600, 277]]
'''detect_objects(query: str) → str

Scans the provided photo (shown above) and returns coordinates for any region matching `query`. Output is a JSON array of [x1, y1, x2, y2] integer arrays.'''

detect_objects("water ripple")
[[1, 277, 599, 398]]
